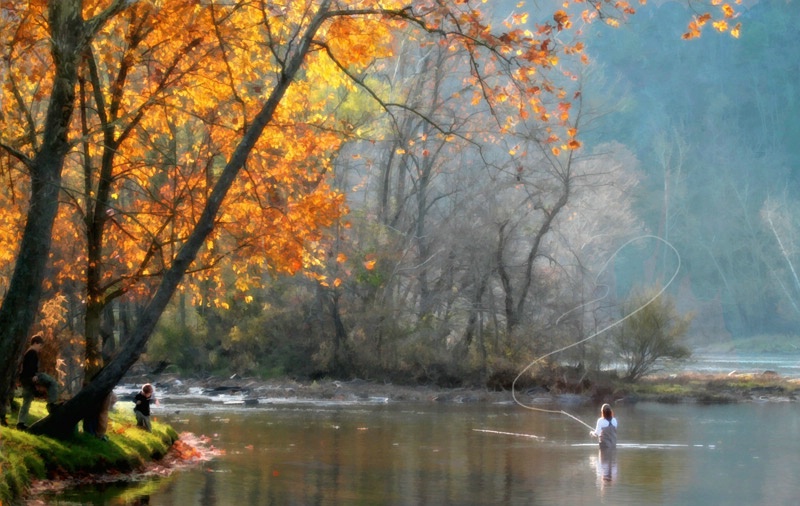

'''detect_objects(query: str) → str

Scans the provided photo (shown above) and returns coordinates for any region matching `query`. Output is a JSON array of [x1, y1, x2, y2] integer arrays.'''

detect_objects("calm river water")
[[44, 398, 799, 505]]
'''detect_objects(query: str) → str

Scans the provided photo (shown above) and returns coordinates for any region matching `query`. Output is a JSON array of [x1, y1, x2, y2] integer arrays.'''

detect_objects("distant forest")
[[7, 1, 795, 390], [583, 0, 800, 338], [139, 1, 800, 384]]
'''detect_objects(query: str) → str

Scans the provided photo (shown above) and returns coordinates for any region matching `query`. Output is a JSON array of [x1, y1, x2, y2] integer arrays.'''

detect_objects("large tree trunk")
[[0, 0, 90, 422], [30, 1, 331, 438]]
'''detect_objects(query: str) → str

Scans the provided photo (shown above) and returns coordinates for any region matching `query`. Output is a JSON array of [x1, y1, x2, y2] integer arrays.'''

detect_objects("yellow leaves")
[[324, 15, 393, 70], [564, 41, 584, 56], [289, 258, 303, 273], [550, 138, 581, 157], [722, 4, 736, 18], [542, 118, 581, 157], [511, 12, 528, 25], [682, 20, 702, 40], [582, 9, 598, 24], [616, 0, 638, 16], [557, 101, 571, 122], [553, 10, 571, 31], [683, 3, 740, 39]]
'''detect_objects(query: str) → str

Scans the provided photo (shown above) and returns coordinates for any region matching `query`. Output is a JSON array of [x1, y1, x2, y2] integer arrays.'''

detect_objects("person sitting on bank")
[[590, 403, 618, 450], [17, 333, 59, 430], [133, 383, 155, 432]]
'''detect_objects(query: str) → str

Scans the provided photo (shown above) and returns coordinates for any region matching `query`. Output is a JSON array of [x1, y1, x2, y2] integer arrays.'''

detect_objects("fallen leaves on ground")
[[26, 431, 223, 498]]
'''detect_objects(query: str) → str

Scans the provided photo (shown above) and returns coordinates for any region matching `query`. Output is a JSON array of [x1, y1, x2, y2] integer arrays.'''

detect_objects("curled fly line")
[[511, 235, 682, 431]]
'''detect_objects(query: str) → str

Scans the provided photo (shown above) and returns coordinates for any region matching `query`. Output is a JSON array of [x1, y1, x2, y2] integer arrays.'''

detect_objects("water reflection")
[[41, 402, 800, 505], [590, 448, 618, 487]]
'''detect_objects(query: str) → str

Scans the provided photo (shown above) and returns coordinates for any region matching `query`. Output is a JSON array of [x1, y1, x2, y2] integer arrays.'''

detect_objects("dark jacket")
[[19, 349, 39, 386], [134, 392, 151, 416]]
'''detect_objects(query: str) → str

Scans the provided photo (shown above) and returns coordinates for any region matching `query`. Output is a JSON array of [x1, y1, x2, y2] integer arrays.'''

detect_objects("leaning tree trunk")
[[0, 0, 106, 422], [29, 1, 332, 438]]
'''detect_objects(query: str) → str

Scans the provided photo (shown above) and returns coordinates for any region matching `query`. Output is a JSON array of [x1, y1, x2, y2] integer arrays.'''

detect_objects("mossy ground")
[[0, 401, 177, 505]]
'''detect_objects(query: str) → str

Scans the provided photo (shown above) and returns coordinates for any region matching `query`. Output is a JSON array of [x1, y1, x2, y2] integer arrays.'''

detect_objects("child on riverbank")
[[17, 333, 59, 430], [133, 384, 155, 432]]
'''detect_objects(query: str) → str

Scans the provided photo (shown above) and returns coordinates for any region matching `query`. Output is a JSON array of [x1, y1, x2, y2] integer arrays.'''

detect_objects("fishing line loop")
[[511, 235, 682, 430]]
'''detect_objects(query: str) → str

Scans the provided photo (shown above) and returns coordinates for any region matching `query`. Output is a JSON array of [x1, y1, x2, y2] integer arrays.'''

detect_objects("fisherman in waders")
[[590, 403, 617, 449]]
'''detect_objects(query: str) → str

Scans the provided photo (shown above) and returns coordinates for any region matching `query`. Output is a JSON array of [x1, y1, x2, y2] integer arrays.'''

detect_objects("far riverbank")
[[5, 365, 798, 504], [120, 366, 800, 411]]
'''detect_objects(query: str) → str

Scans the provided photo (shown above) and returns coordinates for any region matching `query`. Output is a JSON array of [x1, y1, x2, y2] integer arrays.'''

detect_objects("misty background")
[[105, 0, 800, 384], [583, 0, 800, 339]]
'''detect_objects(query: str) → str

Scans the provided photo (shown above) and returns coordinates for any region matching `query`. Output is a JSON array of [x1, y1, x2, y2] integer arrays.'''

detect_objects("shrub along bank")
[[0, 401, 177, 505]]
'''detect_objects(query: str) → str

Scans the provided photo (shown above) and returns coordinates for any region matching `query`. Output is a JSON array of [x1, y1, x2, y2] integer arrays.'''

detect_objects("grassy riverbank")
[[626, 372, 800, 403], [0, 401, 177, 505]]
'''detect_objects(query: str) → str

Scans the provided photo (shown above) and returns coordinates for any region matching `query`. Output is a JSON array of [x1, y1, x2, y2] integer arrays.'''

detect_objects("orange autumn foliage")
[[3, 1, 351, 308], [682, 1, 742, 39], [0, 0, 740, 310]]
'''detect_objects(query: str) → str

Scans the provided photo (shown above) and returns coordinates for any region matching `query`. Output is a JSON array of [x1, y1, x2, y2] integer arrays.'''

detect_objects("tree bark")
[[0, 0, 116, 422], [30, 0, 333, 438]]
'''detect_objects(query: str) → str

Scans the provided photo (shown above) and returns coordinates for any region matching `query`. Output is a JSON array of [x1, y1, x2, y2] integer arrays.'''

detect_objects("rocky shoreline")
[[120, 370, 800, 408], [121, 374, 513, 405]]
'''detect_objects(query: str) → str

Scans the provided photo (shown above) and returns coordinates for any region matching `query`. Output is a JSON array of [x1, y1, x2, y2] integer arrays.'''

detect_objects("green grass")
[[627, 371, 800, 403], [0, 401, 177, 504]]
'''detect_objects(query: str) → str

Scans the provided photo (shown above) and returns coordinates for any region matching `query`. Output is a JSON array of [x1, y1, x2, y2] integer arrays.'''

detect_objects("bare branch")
[[0, 142, 33, 169]]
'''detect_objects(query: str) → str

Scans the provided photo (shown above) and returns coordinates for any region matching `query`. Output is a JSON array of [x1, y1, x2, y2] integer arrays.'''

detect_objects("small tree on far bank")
[[614, 288, 692, 381]]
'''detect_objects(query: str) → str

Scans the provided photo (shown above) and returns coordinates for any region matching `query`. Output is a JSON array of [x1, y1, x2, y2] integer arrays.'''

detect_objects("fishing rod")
[[511, 235, 682, 431]]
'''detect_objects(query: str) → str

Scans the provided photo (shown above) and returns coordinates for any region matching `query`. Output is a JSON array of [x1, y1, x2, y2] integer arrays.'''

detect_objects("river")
[[42, 395, 799, 505], [685, 353, 800, 378]]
